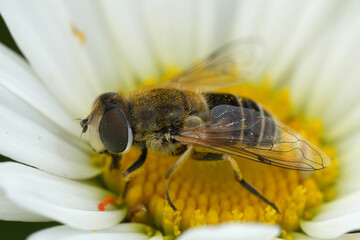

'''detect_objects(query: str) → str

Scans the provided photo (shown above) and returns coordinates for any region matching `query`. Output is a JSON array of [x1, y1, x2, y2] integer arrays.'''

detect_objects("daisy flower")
[[0, 0, 360, 239]]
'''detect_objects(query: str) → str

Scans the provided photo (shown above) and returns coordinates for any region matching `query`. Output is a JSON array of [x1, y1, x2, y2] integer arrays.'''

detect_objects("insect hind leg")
[[223, 154, 280, 213]]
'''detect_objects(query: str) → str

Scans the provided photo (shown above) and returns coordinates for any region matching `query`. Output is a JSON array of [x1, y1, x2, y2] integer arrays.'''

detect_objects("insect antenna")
[[74, 117, 88, 141]]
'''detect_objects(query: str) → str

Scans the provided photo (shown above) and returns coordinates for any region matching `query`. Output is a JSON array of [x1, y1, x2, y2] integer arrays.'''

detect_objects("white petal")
[[334, 151, 360, 197], [139, 0, 222, 73], [231, 0, 341, 86], [0, 105, 99, 179], [0, 189, 50, 222], [189, 0, 220, 59], [290, 0, 360, 114], [289, 33, 329, 112], [321, 65, 360, 141], [263, 0, 338, 84], [292, 232, 360, 240], [177, 222, 280, 240], [139, 0, 177, 71], [0, 162, 126, 230], [28, 223, 163, 240], [0, 80, 89, 152], [303, 1, 360, 119], [300, 191, 360, 239], [160, 0, 206, 68], [231, 0, 265, 38], [0, 42, 96, 178], [234, 0, 305, 73], [324, 129, 360, 198], [0, 43, 80, 138], [324, 98, 360, 142], [61, 0, 134, 92], [0, 0, 132, 116], [101, 0, 160, 83]]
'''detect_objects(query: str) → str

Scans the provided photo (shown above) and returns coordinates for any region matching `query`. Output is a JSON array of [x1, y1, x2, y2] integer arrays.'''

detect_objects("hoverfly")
[[80, 38, 331, 213]]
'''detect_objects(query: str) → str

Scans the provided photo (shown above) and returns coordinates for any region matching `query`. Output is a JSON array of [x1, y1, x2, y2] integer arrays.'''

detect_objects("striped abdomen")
[[202, 92, 277, 146]]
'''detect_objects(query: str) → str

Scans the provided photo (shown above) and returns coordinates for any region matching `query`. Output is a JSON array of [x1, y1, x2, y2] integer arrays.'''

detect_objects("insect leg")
[[223, 154, 280, 213], [122, 181, 130, 199], [121, 148, 148, 199], [122, 148, 148, 178], [165, 145, 194, 211], [110, 154, 121, 169]]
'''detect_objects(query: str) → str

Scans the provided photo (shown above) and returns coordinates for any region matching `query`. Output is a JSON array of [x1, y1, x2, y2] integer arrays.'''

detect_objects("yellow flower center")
[[93, 73, 338, 239]]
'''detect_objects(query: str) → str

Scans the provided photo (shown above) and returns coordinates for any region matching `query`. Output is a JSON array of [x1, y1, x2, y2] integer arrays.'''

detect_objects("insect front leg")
[[110, 154, 121, 169], [165, 145, 194, 211], [223, 154, 280, 213], [121, 148, 148, 199]]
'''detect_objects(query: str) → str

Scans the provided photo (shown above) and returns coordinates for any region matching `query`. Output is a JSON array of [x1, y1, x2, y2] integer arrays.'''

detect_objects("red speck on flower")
[[98, 196, 115, 211]]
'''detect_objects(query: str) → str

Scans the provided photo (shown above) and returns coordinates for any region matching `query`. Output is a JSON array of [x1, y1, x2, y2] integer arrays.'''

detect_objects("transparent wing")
[[165, 38, 266, 90], [177, 105, 331, 171]]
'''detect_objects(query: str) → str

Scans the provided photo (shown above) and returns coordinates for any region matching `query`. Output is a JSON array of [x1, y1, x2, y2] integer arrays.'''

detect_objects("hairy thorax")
[[128, 88, 200, 155]]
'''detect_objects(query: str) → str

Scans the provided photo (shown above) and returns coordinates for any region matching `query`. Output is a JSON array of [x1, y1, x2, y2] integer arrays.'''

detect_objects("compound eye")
[[99, 108, 132, 153]]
